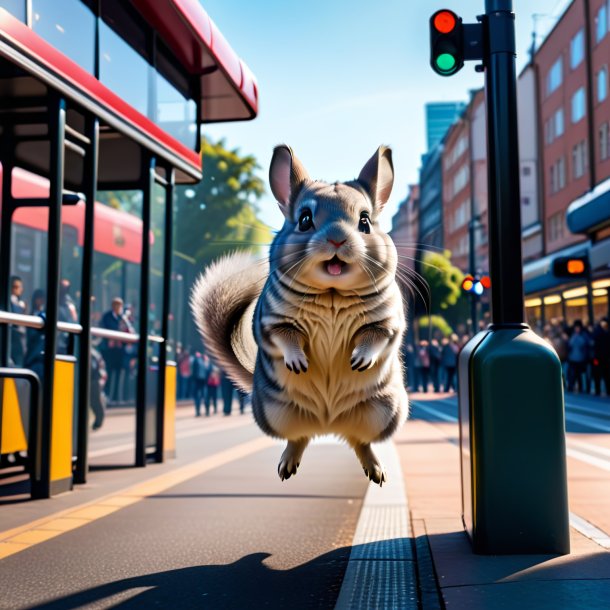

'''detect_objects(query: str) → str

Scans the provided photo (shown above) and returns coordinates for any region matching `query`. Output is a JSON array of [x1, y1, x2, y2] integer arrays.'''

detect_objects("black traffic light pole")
[[431, 1, 570, 555], [484, 0, 524, 325]]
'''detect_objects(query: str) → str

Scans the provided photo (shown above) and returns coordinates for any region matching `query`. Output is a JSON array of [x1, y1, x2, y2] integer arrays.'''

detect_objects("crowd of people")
[[8, 276, 142, 431], [176, 346, 247, 417], [542, 317, 610, 397], [404, 315, 610, 397]]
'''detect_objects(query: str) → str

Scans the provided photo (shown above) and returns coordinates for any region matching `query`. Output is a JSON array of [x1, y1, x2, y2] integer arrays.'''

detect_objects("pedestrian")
[[90, 346, 107, 430], [9, 275, 27, 366], [57, 279, 78, 355], [221, 371, 234, 415], [205, 365, 221, 416], [429, 338, 442, 393], [177, 345, 192, 399], [238, 390, 248, 414], [100, 297, 131, 404], [592, 318, 610, 397], [441, 334, 459, 392], [567, 320, 589, 393], [415, 340, 431, 392], [191, 351, 209, 416], [24, 289, 46, 382]]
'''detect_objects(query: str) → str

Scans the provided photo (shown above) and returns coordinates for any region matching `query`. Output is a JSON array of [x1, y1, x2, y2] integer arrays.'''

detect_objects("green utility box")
[[458, 325, 570, 554]]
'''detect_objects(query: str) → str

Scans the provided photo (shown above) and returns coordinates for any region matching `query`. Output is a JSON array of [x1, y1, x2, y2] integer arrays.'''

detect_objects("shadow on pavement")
[[24, 548, 353, 610]]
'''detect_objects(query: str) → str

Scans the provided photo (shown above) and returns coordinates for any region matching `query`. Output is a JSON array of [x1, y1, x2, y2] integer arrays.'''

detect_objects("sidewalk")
[[395, 394, 610, 609]]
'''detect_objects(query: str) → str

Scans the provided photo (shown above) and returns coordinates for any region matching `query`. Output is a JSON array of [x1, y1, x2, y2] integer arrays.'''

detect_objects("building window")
[[596, 5, 608, 43], [570, 29, 584, 69], [544, 107, 565, 145], [572, 140, 588, 179], [558, 156, 566, 189], [452, 164, 469, 195], [555, 107, 564, 137], [31, 0, 96, 73], [550, 157, 566, 194], [546, 57, 563, 95], [571, 87, 586, 123], [0, 0, 26, 22], [598, 66, 608, 103], [522, 166, 531, 176], [600, 122, 610, 161], [548, 212, 565, 243]]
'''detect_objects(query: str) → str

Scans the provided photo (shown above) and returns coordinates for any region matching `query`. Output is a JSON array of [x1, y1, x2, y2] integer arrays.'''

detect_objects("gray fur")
[[191, 146, 409, 485]]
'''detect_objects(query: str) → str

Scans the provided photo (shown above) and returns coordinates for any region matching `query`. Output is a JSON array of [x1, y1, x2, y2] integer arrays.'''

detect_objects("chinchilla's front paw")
[[284, 348, 308, 374], [350, 344, 379, 372]]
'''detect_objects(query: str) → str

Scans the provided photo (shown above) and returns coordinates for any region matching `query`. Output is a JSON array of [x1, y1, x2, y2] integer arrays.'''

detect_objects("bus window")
[[31, 0, 96, 74], [0, 0, 26, 22]]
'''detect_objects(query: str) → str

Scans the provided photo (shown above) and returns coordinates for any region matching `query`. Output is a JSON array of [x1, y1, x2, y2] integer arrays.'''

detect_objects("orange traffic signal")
[[552, 256, 588, 278], [567, 259, 585, 274]]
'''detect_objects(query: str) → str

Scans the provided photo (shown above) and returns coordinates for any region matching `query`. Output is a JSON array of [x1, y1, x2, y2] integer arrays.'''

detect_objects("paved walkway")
[[1, 395, 610, 608]]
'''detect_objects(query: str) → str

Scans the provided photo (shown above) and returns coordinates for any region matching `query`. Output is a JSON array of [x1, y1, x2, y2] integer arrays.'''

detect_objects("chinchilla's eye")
[[359, 212, 371, 234], [298, 208, 314, 232]]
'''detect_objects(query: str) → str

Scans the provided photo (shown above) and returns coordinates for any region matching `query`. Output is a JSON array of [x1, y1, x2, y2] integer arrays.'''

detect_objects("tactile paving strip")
[[335, 442, 418, 609]]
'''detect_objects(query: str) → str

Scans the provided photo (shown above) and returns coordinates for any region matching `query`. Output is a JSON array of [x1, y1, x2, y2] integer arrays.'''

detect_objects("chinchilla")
[[191, 145, 408, 485]]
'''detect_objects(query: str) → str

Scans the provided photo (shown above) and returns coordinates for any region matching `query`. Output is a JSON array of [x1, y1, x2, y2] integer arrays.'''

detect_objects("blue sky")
[[203, 0, 570, 232]]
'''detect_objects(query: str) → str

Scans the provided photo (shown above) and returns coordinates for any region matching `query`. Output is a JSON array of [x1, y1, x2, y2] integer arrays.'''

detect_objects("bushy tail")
[[190, 251, 267, 393]]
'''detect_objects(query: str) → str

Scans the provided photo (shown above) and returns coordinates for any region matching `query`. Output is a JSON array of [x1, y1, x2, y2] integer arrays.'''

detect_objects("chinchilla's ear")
[[357, 146, 394, 211], [269, 145, 310, 218]]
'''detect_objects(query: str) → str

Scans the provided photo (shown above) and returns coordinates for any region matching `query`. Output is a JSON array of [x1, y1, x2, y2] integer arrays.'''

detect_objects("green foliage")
[[173, 137, 271, 267], [420, 250, 465, 314], [417, 314, 453, 338]]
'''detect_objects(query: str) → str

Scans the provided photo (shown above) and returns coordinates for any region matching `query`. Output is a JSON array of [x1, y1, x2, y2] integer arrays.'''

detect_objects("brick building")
[[523, 0, 610, 327], [441, 89, 488, 276]]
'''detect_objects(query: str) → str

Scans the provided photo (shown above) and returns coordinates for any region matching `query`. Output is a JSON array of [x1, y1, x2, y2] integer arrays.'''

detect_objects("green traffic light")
[[436, 53, 456, 73]]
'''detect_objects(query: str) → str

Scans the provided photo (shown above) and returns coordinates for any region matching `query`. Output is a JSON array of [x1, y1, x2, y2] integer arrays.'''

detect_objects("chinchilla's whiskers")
[[361, 261, 380, 295], [393, 253, 446, 273], [363, 252, 432, 311], [393, 260, 432, 305], [387, 241, 446, 252]]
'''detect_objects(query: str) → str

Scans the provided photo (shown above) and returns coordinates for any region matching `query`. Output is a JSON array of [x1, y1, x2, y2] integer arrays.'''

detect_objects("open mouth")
[[325, 255, 347, 276]]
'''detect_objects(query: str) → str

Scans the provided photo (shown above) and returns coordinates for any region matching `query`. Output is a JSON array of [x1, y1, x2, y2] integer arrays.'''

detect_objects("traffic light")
[[462, 274, 491, 295], [552, 256, 588, 278], [430, 9, 464, 76]]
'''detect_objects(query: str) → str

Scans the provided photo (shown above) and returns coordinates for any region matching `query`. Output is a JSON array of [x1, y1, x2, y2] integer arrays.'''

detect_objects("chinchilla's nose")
[[325, 223, 349, 248]]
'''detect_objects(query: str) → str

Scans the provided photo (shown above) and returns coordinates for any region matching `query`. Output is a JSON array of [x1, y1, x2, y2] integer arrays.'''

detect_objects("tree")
[[420, 249, 466, 316], [173, 137, 271, 267]]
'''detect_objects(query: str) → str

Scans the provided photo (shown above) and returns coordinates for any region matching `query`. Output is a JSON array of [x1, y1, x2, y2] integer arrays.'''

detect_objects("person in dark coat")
[[567, 320, 589, 393], [100, 297, 131, 403], [221, 371, 234, 416], [9, 275, 27, 366], [592, 318, 610, 397]]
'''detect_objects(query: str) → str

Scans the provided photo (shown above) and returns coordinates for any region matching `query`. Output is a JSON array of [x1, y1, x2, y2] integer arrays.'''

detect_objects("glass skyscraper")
[[425, 101, 467, 151]]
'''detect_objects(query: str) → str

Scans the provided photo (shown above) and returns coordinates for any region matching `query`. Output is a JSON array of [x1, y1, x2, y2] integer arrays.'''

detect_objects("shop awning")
[[566, 176, 610, 234], [133, 0, 259, 123]]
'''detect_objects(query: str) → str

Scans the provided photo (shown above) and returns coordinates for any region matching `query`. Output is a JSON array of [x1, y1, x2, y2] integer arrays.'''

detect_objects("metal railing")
[[0, 310, 164, 344]]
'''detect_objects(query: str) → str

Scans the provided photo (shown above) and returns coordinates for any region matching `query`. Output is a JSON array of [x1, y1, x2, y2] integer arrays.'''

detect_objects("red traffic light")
[[480, 275, 491, 289], [433, 10, 457, 34]]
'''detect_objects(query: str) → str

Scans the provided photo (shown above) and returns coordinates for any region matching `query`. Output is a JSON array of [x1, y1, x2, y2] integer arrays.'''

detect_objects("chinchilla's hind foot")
[[350, 441, 387, 486], [278, 438, 310, 481]]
